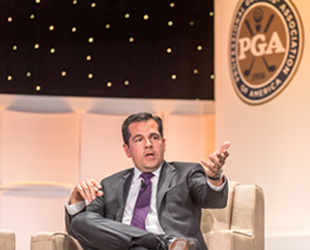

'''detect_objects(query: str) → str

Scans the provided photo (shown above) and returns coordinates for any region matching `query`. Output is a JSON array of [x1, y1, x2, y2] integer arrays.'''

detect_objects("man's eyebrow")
[[150, 132, 160, 137], [131, 134, 142, 140], [131, 132, 160, 140]]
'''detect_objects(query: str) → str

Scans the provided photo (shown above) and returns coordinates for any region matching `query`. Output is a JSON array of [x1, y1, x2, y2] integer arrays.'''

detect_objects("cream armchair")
[[31, 181, 264, 250], [201, 181, 265, 250], [0, 229, 15, 250]]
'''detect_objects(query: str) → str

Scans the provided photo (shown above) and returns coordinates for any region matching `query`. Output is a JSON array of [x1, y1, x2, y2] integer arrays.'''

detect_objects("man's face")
[[123, 119, 166, 173]]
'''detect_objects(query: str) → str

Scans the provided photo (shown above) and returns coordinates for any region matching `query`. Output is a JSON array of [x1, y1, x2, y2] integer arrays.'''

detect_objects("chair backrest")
[[0, 230, 16, 250]]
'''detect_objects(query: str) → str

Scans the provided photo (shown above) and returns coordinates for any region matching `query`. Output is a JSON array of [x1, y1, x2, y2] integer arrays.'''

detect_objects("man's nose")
[[145, 138, 152, 147]]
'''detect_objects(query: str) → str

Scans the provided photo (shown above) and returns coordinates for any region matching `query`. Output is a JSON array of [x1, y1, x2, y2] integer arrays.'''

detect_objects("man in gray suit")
[[65, 112, 230, 250]]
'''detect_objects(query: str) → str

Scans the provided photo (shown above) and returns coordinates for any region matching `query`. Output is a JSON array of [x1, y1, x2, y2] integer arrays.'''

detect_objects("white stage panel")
[[2, 110, 79, 185]]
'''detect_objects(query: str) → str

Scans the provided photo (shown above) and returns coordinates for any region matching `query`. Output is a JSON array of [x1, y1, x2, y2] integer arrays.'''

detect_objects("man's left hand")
[[201, 141, 230, 185]]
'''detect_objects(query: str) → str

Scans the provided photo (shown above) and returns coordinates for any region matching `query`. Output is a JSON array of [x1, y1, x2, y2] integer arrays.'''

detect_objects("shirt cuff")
[[207, 175, 227, 191], [65, 197, 86, 215]]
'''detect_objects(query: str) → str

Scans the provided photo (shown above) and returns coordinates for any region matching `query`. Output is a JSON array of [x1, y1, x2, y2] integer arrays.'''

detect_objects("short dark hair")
[[122, 112, 163, 146]]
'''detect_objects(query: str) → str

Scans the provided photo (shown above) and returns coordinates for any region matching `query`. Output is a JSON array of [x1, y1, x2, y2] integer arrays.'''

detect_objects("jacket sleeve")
[[188, 163, 228, 209]]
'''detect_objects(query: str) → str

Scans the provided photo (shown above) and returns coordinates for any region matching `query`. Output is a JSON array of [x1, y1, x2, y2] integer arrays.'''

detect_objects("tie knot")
[[140, 172, 154, 181]]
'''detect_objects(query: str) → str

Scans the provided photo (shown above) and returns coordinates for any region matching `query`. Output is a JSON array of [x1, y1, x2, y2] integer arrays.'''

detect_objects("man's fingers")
[[96, 190, 104, 197], [212, 141, 231, 165], [218, 141, 231, 152], [76, 183, 86, 199], [222, 150, 229, 158], [201, 159, 219, 174], [209, 154, 221, 166], [90, 179, 102, 191], [217, 151, 228, 165], [201, 159, 212, 168], [90, 179, 104, 197], [86, 178, 103, 200], [203, 163, 221, 179], [80, 180, 93, 202], [77, 179, 102, 202], [217, 153, 225, 163]]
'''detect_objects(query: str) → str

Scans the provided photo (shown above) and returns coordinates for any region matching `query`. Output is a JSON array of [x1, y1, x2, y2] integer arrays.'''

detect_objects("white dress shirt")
[[122, 165, 165, 235]]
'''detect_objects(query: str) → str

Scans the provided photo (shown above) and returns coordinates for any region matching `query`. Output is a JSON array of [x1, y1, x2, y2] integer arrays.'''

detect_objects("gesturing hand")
[[70, 178, 104, 205], [201, 141, 230, 184]]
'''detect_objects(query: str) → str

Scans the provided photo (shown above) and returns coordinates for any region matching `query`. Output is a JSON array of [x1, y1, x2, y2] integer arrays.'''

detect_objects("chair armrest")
[[0, 230, 15, 250]]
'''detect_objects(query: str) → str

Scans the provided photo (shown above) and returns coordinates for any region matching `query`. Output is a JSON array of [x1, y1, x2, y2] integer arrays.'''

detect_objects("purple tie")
[[130, 172, 154, 230]]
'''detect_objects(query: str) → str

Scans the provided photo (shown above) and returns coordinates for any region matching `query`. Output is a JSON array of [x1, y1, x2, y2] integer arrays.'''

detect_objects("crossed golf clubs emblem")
[[243, 7, 276, 77]]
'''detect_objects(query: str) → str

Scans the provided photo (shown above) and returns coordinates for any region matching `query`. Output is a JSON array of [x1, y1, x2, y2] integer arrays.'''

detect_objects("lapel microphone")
[[141, 179, 146, 188]]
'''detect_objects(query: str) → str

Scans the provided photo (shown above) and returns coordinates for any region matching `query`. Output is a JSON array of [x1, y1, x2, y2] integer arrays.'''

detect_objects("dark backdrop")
[[0, 0, 214, 100]]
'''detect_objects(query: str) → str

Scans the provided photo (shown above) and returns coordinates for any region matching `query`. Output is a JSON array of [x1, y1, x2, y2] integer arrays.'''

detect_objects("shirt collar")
[[133, 162, 164, 181]]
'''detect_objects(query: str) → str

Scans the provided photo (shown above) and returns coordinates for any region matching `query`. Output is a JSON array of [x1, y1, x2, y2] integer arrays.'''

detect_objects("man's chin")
[[142, 164, 161, 172]]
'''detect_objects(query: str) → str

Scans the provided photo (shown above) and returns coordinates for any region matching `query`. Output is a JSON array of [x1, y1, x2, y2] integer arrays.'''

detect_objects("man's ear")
[[163, 138, 166, 152], [123, 144, 132, 158]]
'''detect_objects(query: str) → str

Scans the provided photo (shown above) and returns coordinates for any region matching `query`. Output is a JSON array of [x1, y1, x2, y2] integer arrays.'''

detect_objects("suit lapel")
[[115, 168, 134, 221], [157, 161, 176, 211]]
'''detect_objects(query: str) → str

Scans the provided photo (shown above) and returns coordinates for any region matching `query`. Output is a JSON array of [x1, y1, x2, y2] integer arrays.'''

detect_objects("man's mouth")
[[144, 152, 155, 159]]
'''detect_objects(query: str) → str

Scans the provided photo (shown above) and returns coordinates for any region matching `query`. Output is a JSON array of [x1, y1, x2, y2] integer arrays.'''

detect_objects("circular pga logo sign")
[[230, 0, 303, 105]]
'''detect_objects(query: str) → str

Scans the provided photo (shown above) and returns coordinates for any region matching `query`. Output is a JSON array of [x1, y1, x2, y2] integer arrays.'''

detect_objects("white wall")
[[214, 0, 310, 249]]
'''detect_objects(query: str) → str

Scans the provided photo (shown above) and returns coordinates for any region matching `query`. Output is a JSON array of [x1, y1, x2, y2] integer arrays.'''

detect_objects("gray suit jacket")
[[66, 161, 228, 250]]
